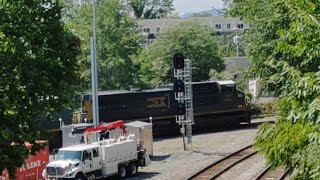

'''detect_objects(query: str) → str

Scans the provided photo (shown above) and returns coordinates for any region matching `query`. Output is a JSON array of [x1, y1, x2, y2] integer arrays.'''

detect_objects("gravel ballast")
[[127, 116, 275, 180]]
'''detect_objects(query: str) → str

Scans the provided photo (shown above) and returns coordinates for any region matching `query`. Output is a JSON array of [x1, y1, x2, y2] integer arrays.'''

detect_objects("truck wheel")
[[128, 163, 138, 176], [74, 173, 87, 180], [118, 166, 127, 178]]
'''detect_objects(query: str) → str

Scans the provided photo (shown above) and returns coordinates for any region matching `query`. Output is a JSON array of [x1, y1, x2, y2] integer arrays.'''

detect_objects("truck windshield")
[[57, 150, 81, 161]]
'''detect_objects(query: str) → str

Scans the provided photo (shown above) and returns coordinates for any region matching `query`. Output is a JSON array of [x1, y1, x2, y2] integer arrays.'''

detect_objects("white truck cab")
[[43, 135, 150, 180]]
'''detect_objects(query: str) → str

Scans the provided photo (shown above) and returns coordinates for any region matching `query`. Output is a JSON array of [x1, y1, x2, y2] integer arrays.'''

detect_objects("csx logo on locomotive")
[[147, 96, 167, 108]]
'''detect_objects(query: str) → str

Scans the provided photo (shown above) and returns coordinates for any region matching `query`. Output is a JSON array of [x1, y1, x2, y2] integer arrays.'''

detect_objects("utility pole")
[[233, 20, 241, 57], [91, 0, 99, 141]]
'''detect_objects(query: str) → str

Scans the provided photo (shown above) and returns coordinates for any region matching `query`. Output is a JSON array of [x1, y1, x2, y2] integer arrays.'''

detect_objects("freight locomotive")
[[78, 80, 251, 130]]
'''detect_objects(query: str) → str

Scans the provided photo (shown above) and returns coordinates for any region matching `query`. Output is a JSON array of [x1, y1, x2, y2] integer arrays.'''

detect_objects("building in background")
[[139, 16, 249, 36]]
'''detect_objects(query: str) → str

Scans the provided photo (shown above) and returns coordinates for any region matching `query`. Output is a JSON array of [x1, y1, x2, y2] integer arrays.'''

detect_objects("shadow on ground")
[[150, 154, 171, 161], [106, 171, 161, 180]]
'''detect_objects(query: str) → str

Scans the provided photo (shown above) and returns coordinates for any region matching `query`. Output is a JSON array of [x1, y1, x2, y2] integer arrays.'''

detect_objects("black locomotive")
[[79, 80, 251, 132]]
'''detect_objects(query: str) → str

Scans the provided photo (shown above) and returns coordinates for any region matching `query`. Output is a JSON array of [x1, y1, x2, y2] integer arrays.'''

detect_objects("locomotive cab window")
[[217, 80, 236, 93], [221, 84, 236, 93], [193, 82, 219, 93]]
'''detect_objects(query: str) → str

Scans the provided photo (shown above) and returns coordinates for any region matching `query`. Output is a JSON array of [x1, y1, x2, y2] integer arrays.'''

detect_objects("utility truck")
[[42, 121, 151, 179]]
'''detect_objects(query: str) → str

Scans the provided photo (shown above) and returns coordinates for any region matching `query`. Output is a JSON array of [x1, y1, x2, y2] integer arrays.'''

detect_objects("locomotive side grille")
[[47, 167, 64, 176]]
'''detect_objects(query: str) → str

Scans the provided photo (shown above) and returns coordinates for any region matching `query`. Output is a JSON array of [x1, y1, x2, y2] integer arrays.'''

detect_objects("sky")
[[173, 0, 224, 15]]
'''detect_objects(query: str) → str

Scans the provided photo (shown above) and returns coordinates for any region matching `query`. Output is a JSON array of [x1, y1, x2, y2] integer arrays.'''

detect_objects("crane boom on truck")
[[43, 121, 151, 180], [84, 120, 125, 134], [82, 120, 127, 144]]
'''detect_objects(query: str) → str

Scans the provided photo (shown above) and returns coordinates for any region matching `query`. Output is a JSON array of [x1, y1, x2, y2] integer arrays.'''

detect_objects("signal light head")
[[174, 80, 185, 93], [173, 53, 185, 69], [177, 102, 186, 115]]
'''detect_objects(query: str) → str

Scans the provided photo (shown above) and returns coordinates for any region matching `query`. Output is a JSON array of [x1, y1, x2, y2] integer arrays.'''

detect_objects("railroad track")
[[187, 144, 257, 180], [254, 165, 288, 180]]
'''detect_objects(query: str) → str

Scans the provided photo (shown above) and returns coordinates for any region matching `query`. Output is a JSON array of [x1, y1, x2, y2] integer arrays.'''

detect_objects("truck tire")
[[74, 173, 87, 180], [118, 166, 127, 178], [128, 163, 138, 176]]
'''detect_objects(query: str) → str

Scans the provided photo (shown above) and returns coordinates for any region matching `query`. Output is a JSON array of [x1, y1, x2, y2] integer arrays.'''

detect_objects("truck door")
[[82, 150, 93, 173], [92, 148, 102, 171]]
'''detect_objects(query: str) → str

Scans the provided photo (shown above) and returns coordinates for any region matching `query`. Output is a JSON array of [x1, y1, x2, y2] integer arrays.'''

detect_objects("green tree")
[[138, 21, 225, 87], [67, 0, 143, 90], [216, 33, 246, 57], [166, 12, 180, 19], [209, 69, 233, 80], [61, 0, 85, 21], [0, 0, 81, 178], [127, 0, 174, 19], [227, 0, 320, 178]]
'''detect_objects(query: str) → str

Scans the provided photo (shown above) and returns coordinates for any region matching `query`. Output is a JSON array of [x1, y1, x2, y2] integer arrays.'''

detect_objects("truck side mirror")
[[52, 149, 59, 160]]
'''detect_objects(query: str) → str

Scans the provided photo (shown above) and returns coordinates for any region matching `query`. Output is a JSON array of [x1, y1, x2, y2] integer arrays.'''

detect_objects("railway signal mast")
[[173, 53, 194, 150]]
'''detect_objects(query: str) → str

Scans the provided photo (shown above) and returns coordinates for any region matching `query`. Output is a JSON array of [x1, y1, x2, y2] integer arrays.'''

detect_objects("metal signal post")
[[173, 53, 194, 150], [91, 0, 99, 141]]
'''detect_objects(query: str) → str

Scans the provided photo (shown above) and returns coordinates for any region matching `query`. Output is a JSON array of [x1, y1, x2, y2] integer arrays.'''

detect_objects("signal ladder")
[[174, 59, 194, 146], [183, 59, 193, 145]]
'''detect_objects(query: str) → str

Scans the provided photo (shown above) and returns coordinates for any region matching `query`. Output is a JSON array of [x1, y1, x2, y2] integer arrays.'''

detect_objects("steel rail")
[[254, 165, 272, 180], [187, 144, 257, 180], [279, 170, 289, 180], [254, 165, 288, 180]]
